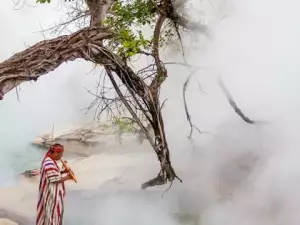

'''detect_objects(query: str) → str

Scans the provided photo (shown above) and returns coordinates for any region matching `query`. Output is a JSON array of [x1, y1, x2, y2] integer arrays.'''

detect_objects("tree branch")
[[218, 77, 255, 124], [183, 73, 202, 139], [150, 14, 167, 91], [0, 26, 113, 99], [0, 26, 149, 101], [105, 67, 156, 149], [86, 0, 116, 26], [170, 12, 209, 35]]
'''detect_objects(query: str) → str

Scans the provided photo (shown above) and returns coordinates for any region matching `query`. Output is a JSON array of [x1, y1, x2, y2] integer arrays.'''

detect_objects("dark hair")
[[49, 143, 63, 154], [52, 143, 63, 148]]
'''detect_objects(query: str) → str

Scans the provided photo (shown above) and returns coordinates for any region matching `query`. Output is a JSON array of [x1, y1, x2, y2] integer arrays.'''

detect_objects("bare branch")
[[105, 67, 157, 149], [218, 77, 255, 124], [151, 0, 209, 35], [150, 14, 167, 91], [171, 12, 209, 35], [42, 10, 89, 36], [183, 72, 202, 139]]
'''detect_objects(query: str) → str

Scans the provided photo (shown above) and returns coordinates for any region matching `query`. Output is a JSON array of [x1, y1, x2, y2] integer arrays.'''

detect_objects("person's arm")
[[48, 171, 72, 183], [60, 160, 70, 174], [43, 158, 72, 183], [58, 174, 72, 183], [60, 169, 68, 174]]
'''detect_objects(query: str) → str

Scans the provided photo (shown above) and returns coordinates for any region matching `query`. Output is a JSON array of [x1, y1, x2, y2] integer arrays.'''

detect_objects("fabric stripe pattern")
[[36, 157, 66, 225]]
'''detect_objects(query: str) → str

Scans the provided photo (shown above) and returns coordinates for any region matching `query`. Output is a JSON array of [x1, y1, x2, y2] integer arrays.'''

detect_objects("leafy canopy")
[[36, 0, 175, 60]]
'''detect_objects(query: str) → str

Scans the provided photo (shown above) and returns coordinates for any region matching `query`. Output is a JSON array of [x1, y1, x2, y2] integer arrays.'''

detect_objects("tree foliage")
[[38, 0, 178, 61]]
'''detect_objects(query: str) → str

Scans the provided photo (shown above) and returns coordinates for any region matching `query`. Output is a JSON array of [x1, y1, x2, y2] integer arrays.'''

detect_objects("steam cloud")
[[1, 0, 300, 224]]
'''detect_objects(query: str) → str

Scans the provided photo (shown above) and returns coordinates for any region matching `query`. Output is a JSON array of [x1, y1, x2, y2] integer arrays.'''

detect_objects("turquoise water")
[[0, 144, 43, 187], [0, 141, 84, 188], [0, 77, 95, 187], [11, 145, 44, 172]]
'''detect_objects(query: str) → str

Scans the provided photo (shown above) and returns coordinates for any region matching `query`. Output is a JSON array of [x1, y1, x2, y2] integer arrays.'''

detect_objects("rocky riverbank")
[[0, 122, 200, 225], [0, 144, 198, 225], [19, 120, 153, 180], [0, 210, 32, 225], [31, 120, 153, 156]]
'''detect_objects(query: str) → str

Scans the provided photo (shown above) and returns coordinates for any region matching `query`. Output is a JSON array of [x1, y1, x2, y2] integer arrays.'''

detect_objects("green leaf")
[[39, 0, 174, 60], [36, 0, 51, 3]]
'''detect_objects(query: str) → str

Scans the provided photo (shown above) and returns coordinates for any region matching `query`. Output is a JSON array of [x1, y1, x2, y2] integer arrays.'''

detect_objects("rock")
[[172, 213, 198, 225], [20, 169, 40, 179], [0, 218, 18, 225], [0, 209, 31, 225], [31, 121, 154, 156]]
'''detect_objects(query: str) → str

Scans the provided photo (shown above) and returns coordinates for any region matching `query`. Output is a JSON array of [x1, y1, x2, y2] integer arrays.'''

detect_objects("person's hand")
[[60, 173, 73, 183], [66, 173, 73, 181], [61, 169, 68, 174]]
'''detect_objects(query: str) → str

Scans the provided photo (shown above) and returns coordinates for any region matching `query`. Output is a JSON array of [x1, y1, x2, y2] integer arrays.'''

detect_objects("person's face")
[[52, 151, 63, 160]]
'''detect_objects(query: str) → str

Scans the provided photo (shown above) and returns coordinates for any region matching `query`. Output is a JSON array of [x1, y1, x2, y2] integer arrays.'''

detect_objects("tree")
[[0, 0, 254, 189]]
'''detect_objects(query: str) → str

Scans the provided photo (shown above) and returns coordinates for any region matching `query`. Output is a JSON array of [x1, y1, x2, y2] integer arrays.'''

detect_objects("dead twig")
[[183, 72, 202, 139], [218, 77, 255, 124]]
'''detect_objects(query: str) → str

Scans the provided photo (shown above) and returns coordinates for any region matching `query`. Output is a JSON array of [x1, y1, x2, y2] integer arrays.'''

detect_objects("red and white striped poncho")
[[36, 157, 66, 225]]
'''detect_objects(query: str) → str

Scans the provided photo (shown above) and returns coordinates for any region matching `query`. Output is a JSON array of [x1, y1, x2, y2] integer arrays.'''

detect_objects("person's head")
[[48, 143, 64, 160]]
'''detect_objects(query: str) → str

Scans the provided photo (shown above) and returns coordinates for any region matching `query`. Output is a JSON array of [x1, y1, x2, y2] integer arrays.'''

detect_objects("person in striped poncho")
[[36, 143, 72, 225]]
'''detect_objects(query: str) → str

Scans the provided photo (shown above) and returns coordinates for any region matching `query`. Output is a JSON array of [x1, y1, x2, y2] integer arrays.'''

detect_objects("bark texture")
[[0, 26, 113, 98], [86, 0, 116, 26]]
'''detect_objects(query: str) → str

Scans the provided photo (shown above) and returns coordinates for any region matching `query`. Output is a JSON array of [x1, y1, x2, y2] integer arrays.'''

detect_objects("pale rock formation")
[[0, 219, 18, 225]]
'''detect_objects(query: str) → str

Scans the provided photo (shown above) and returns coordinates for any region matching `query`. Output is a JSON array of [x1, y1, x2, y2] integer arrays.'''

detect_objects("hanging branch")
[[105, 67, 156, 147], [183, 73, 202, 139], [218, 77, 255, 124]]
